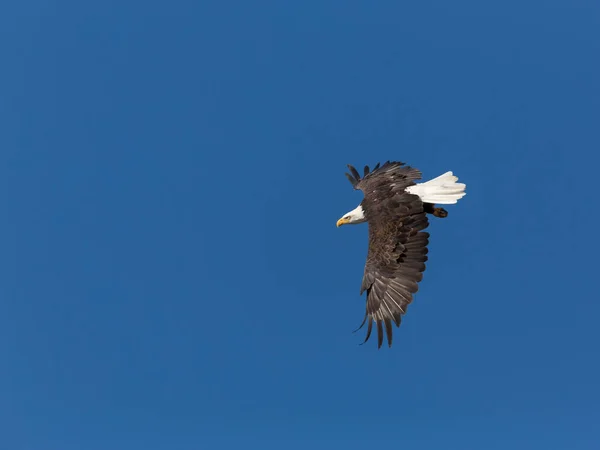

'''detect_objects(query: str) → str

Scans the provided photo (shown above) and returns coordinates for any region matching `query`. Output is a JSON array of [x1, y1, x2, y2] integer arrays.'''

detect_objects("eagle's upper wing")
[[345, 161, 430, 348]]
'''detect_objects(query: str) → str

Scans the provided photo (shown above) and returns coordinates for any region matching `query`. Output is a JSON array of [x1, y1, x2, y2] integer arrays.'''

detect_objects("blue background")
[[2, 1, 599, 448]]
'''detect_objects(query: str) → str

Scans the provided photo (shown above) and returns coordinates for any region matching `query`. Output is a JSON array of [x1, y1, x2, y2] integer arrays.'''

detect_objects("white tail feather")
[[405, 171, 466, 204]]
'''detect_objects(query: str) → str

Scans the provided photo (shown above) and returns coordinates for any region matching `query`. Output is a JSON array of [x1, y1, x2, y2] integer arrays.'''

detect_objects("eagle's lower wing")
[[357, 210, 430, 348]]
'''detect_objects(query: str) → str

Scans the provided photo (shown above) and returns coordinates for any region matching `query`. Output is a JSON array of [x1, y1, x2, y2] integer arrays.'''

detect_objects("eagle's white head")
[[336, 204, 366, 227]]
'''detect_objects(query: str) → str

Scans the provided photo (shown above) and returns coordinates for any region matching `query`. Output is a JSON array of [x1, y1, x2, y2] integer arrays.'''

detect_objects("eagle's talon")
[[433, 207, 448, 218]]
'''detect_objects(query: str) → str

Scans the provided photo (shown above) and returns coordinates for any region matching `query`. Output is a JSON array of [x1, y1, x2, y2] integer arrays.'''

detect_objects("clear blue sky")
[[2, 1, 599, 449]]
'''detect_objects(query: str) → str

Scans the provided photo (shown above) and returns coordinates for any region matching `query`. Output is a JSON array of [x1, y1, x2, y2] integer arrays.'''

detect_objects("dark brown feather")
[[384, 318, 393, 347], [345, 172, 357, 187], [377, 320, 384, 349], [347, 164, 361, 182], [360, 318, 373, 345]]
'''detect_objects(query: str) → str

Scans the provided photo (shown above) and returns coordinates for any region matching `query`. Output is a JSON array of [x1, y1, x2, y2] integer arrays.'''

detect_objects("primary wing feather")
[[349, 161, 430, 348]]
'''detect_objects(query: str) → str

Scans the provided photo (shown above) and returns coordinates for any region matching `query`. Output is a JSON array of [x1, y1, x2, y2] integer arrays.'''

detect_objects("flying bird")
[[337, 161, 466, 348]]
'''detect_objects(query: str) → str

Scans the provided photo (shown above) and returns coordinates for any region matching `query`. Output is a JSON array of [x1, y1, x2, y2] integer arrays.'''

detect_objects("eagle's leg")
[[423, 203, 448, 218]]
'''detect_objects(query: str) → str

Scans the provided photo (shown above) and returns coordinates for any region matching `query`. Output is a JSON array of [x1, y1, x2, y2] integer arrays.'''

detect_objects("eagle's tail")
[[405, 171, 466, 205]]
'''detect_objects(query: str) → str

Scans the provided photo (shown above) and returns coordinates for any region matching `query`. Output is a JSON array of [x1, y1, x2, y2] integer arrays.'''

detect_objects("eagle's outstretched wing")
[[345, 161, 430, 348]]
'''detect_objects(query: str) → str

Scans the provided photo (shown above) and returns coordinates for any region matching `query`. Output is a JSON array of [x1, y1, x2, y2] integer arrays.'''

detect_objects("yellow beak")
[[336, 218, 349, 227]]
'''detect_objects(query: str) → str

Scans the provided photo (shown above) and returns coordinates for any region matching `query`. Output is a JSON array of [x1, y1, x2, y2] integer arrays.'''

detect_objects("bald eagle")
[[336, 161, 466, 348]]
